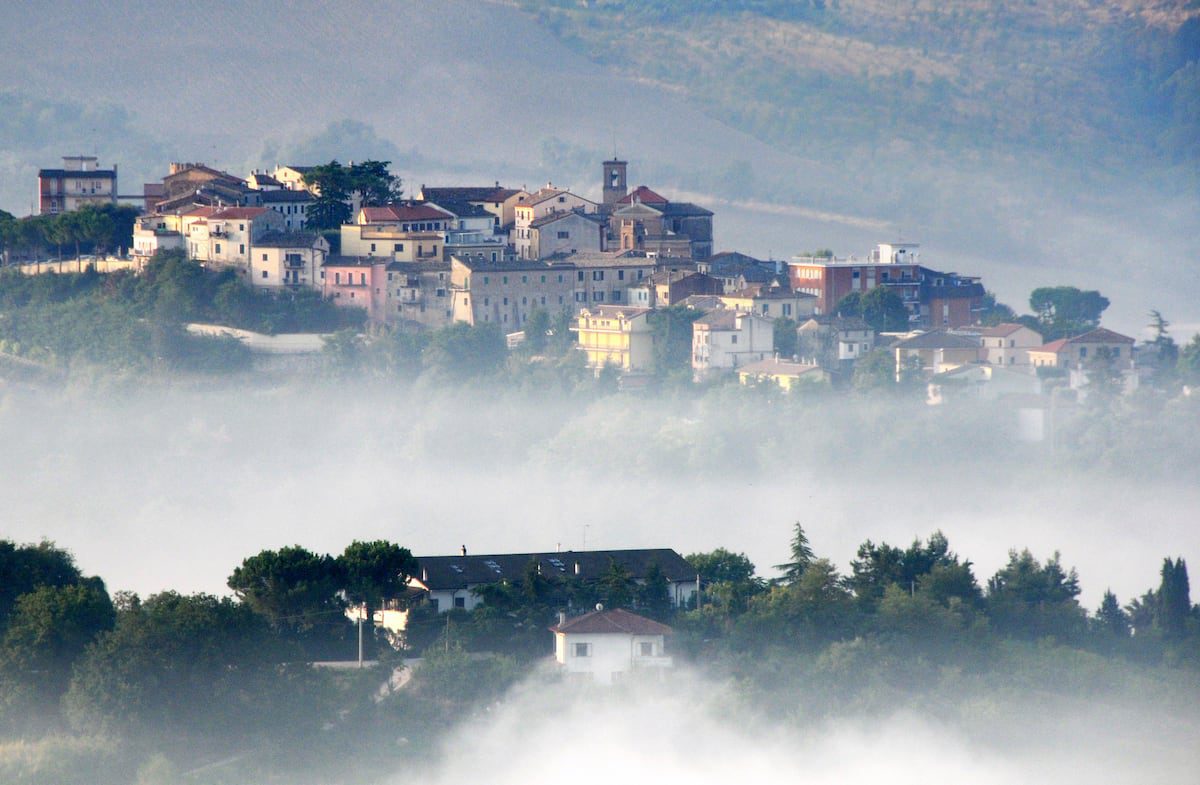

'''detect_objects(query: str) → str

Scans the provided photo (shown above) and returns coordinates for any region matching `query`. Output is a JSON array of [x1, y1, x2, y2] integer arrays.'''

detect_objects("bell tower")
[[602, 158, 628, 208]]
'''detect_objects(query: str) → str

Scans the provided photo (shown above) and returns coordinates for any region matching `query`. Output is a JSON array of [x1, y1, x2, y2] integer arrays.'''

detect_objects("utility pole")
[[357, 610, 364, 668]]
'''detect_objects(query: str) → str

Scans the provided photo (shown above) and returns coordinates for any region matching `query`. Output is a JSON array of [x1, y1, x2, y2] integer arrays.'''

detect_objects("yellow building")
[[573, 306, 655, 373], [737, 357, 829, 391]]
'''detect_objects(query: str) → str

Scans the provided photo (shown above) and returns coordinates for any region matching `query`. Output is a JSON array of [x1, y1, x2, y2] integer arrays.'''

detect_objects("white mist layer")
[[408, 672, 1199, 785]]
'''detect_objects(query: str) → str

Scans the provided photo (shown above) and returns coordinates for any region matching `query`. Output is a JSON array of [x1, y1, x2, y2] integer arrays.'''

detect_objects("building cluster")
[[36, 152, 1145, 424]]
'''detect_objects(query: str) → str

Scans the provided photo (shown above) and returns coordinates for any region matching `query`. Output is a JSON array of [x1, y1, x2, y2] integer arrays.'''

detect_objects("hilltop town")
[[1, 154, 1196, 441]]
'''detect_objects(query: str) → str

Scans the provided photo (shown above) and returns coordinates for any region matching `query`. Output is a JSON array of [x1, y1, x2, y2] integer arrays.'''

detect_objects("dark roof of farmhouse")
[[550, 608, 674, 636], [412, 548, 696, 591], [254, 231, 321, 248], [893, 330, 981, 350]]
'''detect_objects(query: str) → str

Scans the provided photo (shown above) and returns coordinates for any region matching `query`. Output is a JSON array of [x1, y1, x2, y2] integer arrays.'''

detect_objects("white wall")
[[554, 631, 669, 684]]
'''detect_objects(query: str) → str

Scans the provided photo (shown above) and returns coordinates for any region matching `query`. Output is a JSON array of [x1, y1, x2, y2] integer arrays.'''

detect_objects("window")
[[783, 304, 792, 316], [262, 253, 268, 261], [557, 196, 566, 203], [370, 243, 376, 253], [573, 642, 591, 657], [612, 290, 621, 302], [503, 297, 509, 305], [522, 275, 528, 283], [238, 224, 245, 231], [522, 296, 527, 305], [483, 276, 490, 285], [557, 231, 569, 239], [454, 596, 465, 609], [593, 270, 604, 281], [1080, 347, 1088, 358], [359, 273, 366, 285], [239, 244, 245, 254], [576, 271, 584, 282], [394, 243, 403, 252], [503, 276, 508, 285], [436, 288, 446, 297], [215, 243, 222, 254], [638, 642, 653, 657], [852, 270, 860, 279], [618, 270, 625, 281], [731, 334, 738, 344], [261, 271, 268, 279]]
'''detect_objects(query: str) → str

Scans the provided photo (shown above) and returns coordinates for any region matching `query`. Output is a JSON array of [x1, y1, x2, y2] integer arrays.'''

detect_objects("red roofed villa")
[[550, 607, 673, 684]]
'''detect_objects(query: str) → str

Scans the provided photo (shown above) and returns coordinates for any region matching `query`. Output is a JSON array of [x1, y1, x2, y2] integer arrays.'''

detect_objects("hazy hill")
[[1, 0, 1196, 334]]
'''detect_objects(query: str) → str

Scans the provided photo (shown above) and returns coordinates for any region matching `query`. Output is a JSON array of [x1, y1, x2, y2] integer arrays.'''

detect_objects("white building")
[[250, 231, 329, 289], [551, 607, 673, 685], [187, 207, 284, 270], [692, 309, 775, 380], [980, 323, 1043, 367], [512, 187, 598, 260]]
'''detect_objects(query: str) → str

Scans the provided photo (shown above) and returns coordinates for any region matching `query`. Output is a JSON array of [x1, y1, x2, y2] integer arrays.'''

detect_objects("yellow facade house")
[[573, 306, 655, 373]]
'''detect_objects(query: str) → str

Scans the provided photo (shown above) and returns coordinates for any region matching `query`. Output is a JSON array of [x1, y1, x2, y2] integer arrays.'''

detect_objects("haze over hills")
[[1, 0, 1196, 335]]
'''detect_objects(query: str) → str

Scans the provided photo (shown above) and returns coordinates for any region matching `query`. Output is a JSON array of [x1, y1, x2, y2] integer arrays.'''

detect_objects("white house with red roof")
[[1027, 328, 1135, 371], [550, 607, 673, 684], [340, 203, 454, 262]]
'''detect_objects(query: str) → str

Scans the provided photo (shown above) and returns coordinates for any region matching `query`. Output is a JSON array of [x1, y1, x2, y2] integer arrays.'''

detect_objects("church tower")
[[602, 158, 628, 209]]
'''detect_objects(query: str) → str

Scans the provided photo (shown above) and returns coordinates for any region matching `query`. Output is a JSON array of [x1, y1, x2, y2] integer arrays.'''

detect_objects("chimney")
[[574, 562, 581, 576], [421, 567, 428, 582], [558, 611, 567, 626], [460, 544, 467, 556]]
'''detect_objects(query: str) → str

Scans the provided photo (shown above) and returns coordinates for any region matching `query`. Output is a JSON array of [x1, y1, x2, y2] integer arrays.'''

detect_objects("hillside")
[[0, 0, 1197, 333]]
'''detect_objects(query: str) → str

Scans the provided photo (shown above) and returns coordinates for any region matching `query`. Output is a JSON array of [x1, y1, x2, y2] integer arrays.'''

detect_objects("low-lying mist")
[[2, 376, 1195, 609], [408, 667, 1200, 785]]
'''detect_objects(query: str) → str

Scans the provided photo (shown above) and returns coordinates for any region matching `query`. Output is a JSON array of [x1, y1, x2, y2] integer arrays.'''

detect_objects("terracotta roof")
[[1032, 338, 1069, 354], [1067, 327, 1135, 345], [359, 204, 453, 223], [182, 206, 219, 217], [209, 207, 269, 220], [550, 608, 674, 636], [617, 185, 668, 205]]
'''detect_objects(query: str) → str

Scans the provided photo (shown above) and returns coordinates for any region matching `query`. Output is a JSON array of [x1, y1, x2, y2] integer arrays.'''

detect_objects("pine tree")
[[1158, 558, 1191, 638], [1095, 589, 1130, 638], [775, 522, 815, 584]]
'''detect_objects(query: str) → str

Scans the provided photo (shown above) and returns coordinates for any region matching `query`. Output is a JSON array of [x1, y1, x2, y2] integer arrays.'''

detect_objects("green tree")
[[978, 291, 1017, 326], [424, 321, 506, 379], [985, 549, 1086, 641], [523, 308, 550, 354], [648, 305, 704, 377], [1029, 286, 1110, 339], [834, 287, 908, 332], [687, 548, 763, 613], [1157, 557, 1191, 639], [1145, 310, 1178, 375], [773, 315, 797, 358], [337, 540, 417, 624], [852, 348, 896, 391], [227, 546, 344, 634], [597, 559, 635, 608], [348, 160, 403, 206], [1179, 334, 1200, 385], [0, 540, 84, 626], [774, 522, 814, 584], [1094, 589, 1130, 638], [303, 160, 353, 231], [0, 579, 115, 707], [635, 561, 672, 618]]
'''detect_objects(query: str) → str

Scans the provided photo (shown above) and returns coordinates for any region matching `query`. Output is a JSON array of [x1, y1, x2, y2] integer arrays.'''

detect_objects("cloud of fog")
[[404, 668, 1199, 785], [1, 379, 1196, 611]]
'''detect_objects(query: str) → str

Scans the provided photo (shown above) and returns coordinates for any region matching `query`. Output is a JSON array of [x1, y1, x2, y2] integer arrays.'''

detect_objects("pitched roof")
[[1067, 327, 1135, 345], [550, 608, 674, 636], [800, 314, 871, 332], [529, 209, 603, 229], [893, 330, 981, 350], [694, 309, 751, 330], [1032, 338, 1069, 354], [431, 200, 493, 219], [360, 203, 453, 223], [661, 201, 714, 217], [738, 358, 824, 377], [254, 231, 321, 248], [209, 207, 269, 220], [525, 188, 595, 207], [421, 186, 520, 203], [413, 548, 696, 591], [617, 185, 668, 205], [980, 323, 1032, 337], [322, 255, 376, 268], [259, 189, 312, 203]]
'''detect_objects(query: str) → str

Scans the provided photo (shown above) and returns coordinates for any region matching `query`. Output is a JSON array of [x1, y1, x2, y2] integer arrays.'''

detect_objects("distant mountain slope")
[[518, 0, 1199, 170], [0, 0, 1196, 333]]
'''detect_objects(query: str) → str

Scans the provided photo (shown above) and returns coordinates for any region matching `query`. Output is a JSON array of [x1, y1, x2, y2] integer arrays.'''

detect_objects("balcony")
[[633, 655, 673, 669]]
